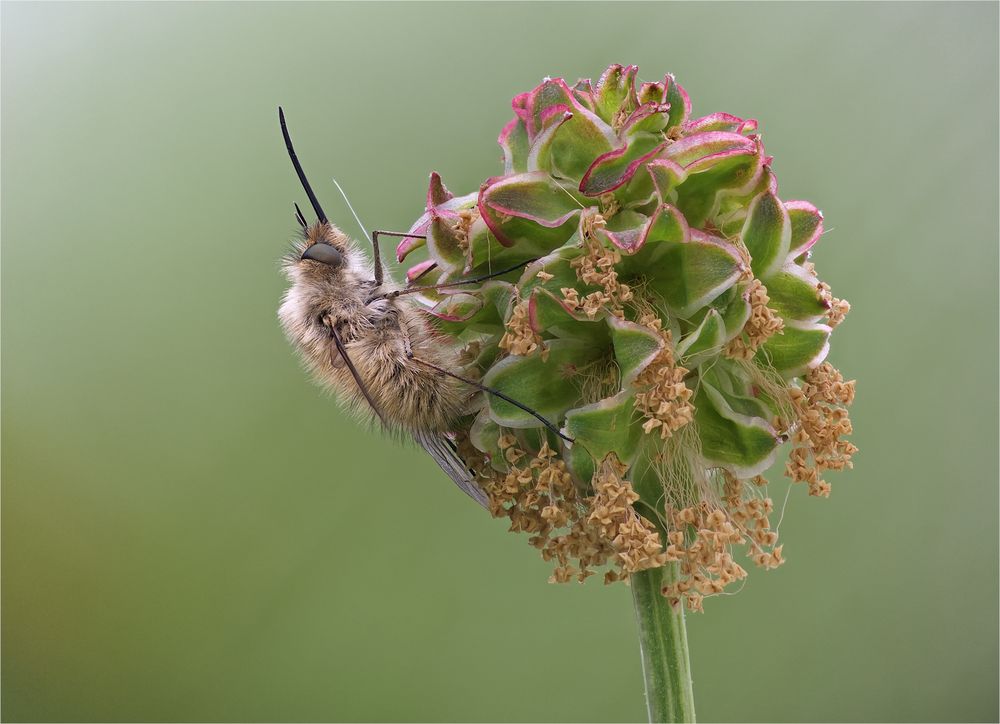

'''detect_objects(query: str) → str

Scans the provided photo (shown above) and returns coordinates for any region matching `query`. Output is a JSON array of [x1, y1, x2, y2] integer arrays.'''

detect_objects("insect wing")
[[413, 429, 489, 509]]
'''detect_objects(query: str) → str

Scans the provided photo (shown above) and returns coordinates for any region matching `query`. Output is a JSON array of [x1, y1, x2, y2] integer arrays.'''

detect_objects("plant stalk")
[[631, 564, 696, 723]]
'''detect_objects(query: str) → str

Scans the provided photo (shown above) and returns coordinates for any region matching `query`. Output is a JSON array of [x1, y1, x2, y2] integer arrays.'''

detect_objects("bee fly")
[[276, 108, 570, 508]]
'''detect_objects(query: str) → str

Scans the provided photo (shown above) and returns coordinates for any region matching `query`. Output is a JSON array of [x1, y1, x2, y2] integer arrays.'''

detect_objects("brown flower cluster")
[[451, 208, 477, 251], [785, 362, 857, 497], [473, 438, 668, 585], [633, 314, 695, 439], [562, 213, 634, 320], [498, 296, 543, 357], [659, 472, 785, 612], [588, 456, 670, 582], [458, 212, 855, 613], [460, 425, 828, 612], [817, 281, 851, 328], [725, 279, 785, 360]]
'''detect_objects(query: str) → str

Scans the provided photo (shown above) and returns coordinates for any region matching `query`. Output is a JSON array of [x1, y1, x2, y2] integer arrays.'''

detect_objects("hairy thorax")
[[279, 278, 470, 434]]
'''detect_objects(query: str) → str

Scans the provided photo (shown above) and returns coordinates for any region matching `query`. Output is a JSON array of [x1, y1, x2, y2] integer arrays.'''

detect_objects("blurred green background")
[[2, 2, 997, 722]]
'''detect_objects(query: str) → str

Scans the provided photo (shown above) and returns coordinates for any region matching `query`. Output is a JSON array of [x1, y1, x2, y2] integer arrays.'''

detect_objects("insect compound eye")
[[301, 242, 343, 268]]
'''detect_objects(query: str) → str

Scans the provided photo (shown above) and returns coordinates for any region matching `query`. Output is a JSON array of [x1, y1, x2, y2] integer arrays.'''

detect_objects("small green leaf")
[[620, 228, 744, 318], [664, 74, 691, 130], [665, 131, 755, 168], [703, 365, 774, 420], [481, 172, 584, 227], [677, 308, 725, 361], [467, 218, 567, 272], [607, 315, 665, 385], [611, 166, 657, 210], [528, 289, 610, 343], [401, 262, 445, 305], [646, 159, 688, 203], [623, 103, 670, 137], [571, 78, 596, 110], [637, 78, 666, 105], [756, 320, 831, 377], [713, 284, 752, 343], [517, 244, 587, 297], [470, 408, 506, 472], [596, 209, 649, 252], [613, 205, 689, 282], [579, 135, 667, 197], [594, 64, 638, 124], [643, 203, 689, 247], [682, 113, 756, 134], [500, 118, 530, 174], [480, 281, 516, 322], [478, 172, 584, 250], [563, 391, 643, 485], [526, 109, 574, 175], [549, 110, 617, 181], [786, 200, 824, 257], [765, 264, 827, 322], [427, 211, 469, 273], [695, 381, 779, 478], [741, 191, 791, 279], [674, 152, 761, 228], [483, 339, 603, 429]]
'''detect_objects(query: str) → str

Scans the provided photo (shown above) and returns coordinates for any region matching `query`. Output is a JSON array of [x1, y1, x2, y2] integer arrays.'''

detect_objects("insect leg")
[[326, 336, 346, 368], [406, 352, 573, 444], [370, 230, 428, 287], [323, 316, 386, 425], [371, 258, 537, 304], [390, 259, 536, 299]]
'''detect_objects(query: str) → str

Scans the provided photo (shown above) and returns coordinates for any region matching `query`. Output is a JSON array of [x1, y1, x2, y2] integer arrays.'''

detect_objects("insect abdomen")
[[351, 311, 469, 432]]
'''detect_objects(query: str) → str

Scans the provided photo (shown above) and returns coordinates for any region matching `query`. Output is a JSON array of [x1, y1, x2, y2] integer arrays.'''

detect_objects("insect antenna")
[[407, 353, 573, 443], [293, 202, 308, 230], [278, 107, 328, 223]]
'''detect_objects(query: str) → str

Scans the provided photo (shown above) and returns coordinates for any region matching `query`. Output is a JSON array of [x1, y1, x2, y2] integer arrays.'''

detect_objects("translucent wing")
[[326, 328, 486, 508], [413, 429, 489, 509]]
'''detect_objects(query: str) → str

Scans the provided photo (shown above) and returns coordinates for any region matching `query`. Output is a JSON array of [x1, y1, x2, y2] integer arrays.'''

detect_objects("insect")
[[276, 108, 570, 507]]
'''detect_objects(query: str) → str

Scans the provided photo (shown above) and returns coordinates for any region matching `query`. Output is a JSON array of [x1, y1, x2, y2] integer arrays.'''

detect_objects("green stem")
[[631, 564, 696, 723]]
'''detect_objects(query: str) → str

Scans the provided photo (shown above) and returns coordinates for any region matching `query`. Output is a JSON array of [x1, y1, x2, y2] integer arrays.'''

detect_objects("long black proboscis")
[[278, 107, 327, 223], [329, 326, 386, 425], [408, 355, 573, 443]]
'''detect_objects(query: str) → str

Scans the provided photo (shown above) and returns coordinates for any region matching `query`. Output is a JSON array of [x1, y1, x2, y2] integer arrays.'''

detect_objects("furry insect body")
[[279, 221, 470, 435], [276, 107, 564, 508]]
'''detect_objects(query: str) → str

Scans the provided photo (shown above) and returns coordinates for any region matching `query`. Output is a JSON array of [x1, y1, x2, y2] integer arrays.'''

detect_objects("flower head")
[[400, 65, 855, 609]]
